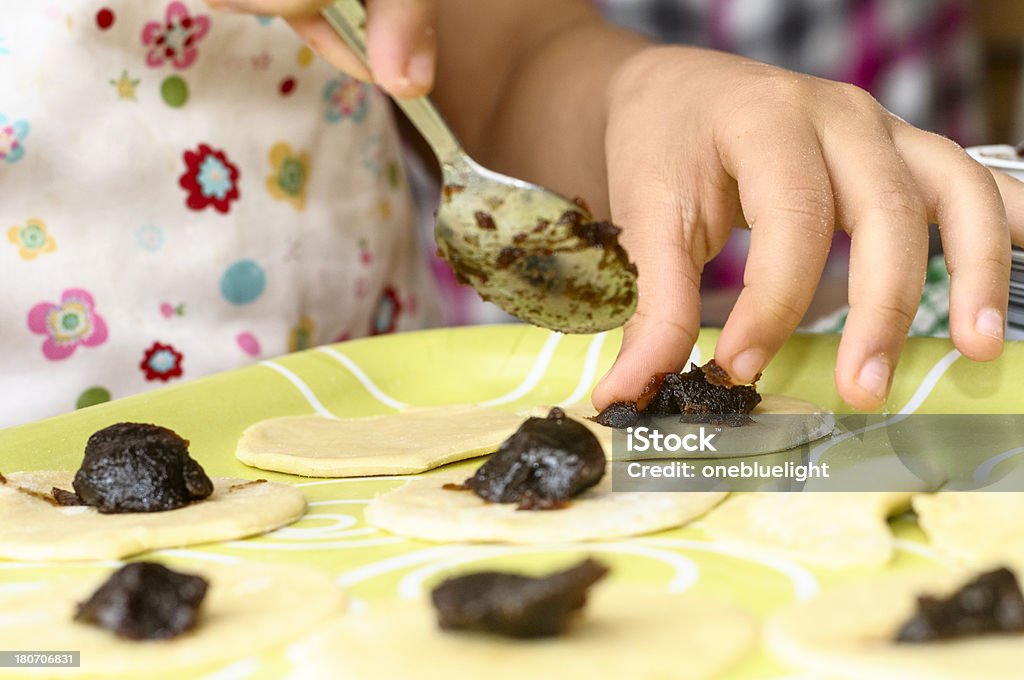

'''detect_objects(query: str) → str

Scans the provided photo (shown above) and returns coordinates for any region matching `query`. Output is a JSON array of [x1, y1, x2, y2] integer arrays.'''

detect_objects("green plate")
[[1, 326, 1021, 679]]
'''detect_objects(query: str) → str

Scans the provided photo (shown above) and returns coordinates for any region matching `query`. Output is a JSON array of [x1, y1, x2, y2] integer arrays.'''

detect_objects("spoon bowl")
[[436, 155, 637, 333], [322, 0, 638, 333]]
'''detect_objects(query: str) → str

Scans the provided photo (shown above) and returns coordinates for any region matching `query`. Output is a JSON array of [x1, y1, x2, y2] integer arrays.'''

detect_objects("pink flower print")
[[141, 2, 210, 70], [27, 289, 109, 361], [0, 113, 29, 164]]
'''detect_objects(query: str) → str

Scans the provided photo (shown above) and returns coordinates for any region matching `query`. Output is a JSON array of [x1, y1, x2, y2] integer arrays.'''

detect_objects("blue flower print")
[[197, 154, 233, 200], [322, 76, 370, 124]]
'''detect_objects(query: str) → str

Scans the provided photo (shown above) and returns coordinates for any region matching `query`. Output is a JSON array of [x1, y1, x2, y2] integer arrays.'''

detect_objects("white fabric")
[[0, 2, 438, 428]]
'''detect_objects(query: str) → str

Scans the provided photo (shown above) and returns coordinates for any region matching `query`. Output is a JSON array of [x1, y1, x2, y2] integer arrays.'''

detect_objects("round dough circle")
[[0, 562, 346, 676], [0, 472, 307, 561], [365, 471, 726, 543], [290, 583, 756, 680], [914, 492, 1024, 570], [768, 569, 1024, 680], [701, 492, 912, 567], [235, 405, 525, 477]]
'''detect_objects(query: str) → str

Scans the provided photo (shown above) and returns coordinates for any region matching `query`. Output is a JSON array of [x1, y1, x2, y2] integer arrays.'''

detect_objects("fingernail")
[[731, 349, 765, 383], [975, 307, 1004, 341], [405, 49, 434, 90], [857, 357, 891, 402]]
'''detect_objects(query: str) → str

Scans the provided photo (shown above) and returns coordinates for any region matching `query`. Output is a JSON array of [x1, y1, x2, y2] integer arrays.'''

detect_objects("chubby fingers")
[[363, 0, 437, 97], [713, 118, 835, 385], [209, 0, 438, 98], [832, 150, 929, 410], [894, 126, 1012, 362], [987, 168, 1024, 247], [287, 14, 372, 81], [803, 93, 931, 410]]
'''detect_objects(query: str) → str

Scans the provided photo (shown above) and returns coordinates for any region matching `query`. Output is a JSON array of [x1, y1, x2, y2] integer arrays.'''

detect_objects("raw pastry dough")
[[236, 405, 525, 477], [0, 562, 345, 677], [914, 492, 1024, 570], [0, 472, 306, 561], [702, 492, 913, 567], [365, 471, 726, 543], [768, 569, 1024, 680], [290, 582, 756, 680]]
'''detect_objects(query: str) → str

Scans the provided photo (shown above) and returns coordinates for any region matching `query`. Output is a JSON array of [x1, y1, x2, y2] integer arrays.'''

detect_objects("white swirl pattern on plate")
[[258, 360, 338, 419], [478, 331, 563, 406], [317, 346, 409, 410], [556, 332, 606, 406], [973, 445, 1024, 484], [810, 347, 961, 464]]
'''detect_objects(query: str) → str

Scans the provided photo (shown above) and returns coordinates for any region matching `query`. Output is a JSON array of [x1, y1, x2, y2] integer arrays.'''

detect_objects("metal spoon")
[[321, 0, 637, 333]]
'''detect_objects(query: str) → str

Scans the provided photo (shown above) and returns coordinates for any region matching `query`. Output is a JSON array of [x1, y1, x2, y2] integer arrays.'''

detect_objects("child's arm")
[[211, 0, 1024, 411]]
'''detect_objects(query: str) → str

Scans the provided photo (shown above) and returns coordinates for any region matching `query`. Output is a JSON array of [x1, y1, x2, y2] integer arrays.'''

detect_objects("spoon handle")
[[320, 0, 463, 162]]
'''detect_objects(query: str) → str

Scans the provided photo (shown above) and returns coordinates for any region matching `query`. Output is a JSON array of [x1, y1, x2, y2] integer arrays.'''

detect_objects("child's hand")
[[206, 0, 437, 97], [206, 0, 1024, 412], [589, 46, 1024, 411]]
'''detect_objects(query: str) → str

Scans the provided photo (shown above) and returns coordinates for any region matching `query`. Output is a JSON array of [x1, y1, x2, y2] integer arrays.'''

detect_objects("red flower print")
[[179, 144, 240, 213], [140, 341, 184, 381], [141, 1, 211, 70], [370, 286, 402, 335]]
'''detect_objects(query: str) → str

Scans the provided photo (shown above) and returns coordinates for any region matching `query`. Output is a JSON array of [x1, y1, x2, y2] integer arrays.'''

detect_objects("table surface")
[[2, 325, 1022, 679]]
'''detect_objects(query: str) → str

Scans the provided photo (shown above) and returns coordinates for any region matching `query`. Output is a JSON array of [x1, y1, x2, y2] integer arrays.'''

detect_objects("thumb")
[[230, 0, 438, 98], [364, 0, 438, 97]]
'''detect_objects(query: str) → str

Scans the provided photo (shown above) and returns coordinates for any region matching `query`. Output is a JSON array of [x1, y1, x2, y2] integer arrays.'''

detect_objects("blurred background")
[[974, 0, 1024, 144]]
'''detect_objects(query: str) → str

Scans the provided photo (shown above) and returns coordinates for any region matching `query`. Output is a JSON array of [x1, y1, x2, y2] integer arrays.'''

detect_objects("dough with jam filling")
[[914, 492, 1024, 570], [290, 582, 756, 680], [701, 492, 913, 567], [365, 470, 725, 543], [0, 472, 305, 561], [768, 569, 1024, 680], [0, 562, 345, 677], [235, 405, 525, 477]]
